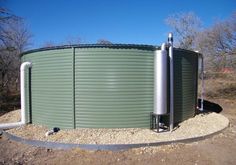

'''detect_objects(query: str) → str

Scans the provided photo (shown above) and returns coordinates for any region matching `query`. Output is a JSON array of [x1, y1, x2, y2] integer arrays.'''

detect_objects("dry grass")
[[198, 72, 236, 100], [0, 109, 21, 123]]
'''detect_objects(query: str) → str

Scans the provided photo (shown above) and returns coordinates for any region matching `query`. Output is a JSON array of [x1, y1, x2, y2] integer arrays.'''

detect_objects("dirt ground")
[[1, 75, 236, 165]]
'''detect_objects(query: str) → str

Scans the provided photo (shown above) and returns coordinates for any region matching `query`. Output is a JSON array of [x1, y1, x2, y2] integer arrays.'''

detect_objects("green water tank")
[[21, 44, 199, 129]]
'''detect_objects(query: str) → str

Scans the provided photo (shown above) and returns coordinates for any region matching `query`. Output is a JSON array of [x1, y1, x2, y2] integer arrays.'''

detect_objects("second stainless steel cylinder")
[[154, 45, 168, 115]]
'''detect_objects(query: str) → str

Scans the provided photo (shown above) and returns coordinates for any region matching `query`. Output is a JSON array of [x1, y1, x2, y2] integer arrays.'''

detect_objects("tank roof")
[[21, 44, 158, 56]]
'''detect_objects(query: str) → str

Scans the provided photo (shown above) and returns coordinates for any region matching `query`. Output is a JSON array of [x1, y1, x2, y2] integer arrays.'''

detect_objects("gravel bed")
[[0, 110, 21, 123], [1, 110, 229, 144]]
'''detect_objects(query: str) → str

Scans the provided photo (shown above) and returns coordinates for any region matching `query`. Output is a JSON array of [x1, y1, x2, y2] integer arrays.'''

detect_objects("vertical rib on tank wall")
[[23, 49, 74, 129], [173, 49, 198, 124], [75, 47, 154, 128]]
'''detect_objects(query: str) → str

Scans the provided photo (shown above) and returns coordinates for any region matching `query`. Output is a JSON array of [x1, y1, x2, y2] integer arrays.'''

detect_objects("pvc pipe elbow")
[[161, 43, 166, 50], [20, 62, 32, 71]]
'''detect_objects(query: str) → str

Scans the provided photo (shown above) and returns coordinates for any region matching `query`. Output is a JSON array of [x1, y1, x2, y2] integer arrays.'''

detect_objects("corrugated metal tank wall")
[[173, 49, 198, 124], [21, 45, 199, 129], [22, 49, 74, 129], [74, 47, 154, 128]]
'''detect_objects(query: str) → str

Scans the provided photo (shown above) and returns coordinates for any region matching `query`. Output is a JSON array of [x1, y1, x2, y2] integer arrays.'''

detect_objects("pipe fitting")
[[161, 43, 166, 50], [168, 33, 173, 44]]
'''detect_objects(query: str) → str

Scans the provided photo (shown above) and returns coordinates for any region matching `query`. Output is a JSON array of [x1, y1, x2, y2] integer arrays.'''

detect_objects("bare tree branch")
[[97, 39, 112, 44], [0, 6, 32, 102], [196, 12, 236, 70], [165, 12, 202, 50]]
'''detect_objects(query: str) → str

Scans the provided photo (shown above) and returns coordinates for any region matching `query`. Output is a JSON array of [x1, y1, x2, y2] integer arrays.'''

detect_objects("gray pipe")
[[168, 33, 174, 131], [199, 54, 204, 111]]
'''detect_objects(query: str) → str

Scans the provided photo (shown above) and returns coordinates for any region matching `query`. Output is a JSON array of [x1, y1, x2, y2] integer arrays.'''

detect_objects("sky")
[[3, 0, 236, 49]]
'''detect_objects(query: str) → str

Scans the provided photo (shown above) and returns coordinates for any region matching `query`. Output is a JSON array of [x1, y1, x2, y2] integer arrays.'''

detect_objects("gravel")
[[1, 110, 229, 144], [0, 110, 21, 123]]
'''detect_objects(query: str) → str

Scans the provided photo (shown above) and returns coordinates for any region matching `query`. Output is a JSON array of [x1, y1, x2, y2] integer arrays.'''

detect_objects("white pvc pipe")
[[0, 62, 32, 130], [20, 62, 32, 124], [168, 33, 174, 131], [0, 122, 25, 130], [200, 55, 204, 111]]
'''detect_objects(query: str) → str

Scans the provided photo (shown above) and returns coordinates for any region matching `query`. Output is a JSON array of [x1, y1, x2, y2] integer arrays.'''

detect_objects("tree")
[[0, 7, 31, 110], [196, 13, 236, 70], [43, 36, 82, 47], [43, 41, 55, 47], [97, 39, 112, 44], [166, 11, 236, 71], [165, 12, 202, 50], [65, 36, 81, 45]]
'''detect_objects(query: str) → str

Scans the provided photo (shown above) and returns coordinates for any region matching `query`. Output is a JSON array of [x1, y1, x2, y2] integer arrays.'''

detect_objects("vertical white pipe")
[[168, 33, 174, 131], [20, 62, 32, 124], [200, 55, 204, 111], [0, 62, 32, 130], [154, 43, 168, 115]]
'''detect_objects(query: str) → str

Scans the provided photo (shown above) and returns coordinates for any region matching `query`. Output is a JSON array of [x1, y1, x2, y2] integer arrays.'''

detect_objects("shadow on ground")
[[197, 99, 223, 113]]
